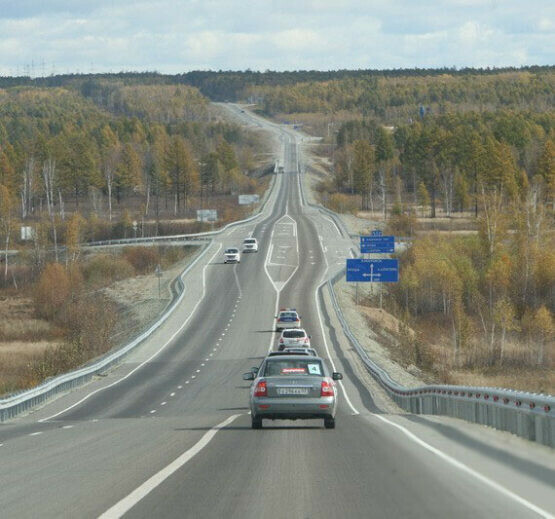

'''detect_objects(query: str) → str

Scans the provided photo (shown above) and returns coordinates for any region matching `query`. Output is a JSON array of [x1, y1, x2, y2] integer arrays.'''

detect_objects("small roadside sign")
[[197, 209, 217, 222], [371, 230, 383, 236], [360, 235, 395, 254], [238, 194, 260, 205]]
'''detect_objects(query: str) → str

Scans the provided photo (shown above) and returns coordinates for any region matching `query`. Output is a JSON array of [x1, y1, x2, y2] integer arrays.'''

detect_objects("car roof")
[[243, 237, 257, 241], [281, 328, 306, 333], [266, 353, 321, 359], [267, 351, 309, 356]]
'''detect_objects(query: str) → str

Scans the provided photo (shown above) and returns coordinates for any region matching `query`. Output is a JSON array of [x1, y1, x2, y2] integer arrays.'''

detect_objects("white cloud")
[[0, 0, 552, 75]]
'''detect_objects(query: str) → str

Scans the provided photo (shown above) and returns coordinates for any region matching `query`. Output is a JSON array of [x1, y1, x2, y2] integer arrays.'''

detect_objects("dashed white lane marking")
[[213, 348, 217, 352], [160, 402, 167, 406], [185, 381, 190, 384], [98, 414, 242, 518], [92, 419, 99, 423], [170, 392, 176, 397], [221, 333, 226, 337], [196, 369, 201, 373], [39, 242, 224, 423], [0, 443, 3, 447], [209, 353, 213, 357], [150, 410, 156, 414], [29, 432, 43, 436], [191, 375, 196, 379], [177, 385, 183, 389], [61, 425, 74, 430], [201, 363, 205, 367]]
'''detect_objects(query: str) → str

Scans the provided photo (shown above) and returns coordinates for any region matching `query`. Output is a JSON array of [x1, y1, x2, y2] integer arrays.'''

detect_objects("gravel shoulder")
[[102, 246, 200, 349]]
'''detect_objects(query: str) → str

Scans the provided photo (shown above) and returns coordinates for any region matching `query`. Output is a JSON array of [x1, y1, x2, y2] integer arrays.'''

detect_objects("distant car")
[[224, 248, 241, 264], [243, 354, 343, 429], [278, 328, 311, 350], [242, 237, 258, 253], [275, 308, 301, 331], [282, 347, 318, 356]]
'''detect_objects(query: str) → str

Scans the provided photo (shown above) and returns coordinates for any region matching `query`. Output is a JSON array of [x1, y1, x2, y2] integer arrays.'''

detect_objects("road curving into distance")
[[0, 104, 553, 519]]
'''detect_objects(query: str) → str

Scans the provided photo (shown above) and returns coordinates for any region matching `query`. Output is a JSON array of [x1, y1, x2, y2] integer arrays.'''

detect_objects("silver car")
[[243, 355, 343, 429]]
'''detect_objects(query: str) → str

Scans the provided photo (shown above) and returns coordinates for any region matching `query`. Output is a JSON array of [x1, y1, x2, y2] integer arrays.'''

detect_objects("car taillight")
[[279, 338, 284, 343], [321, 380, 334, 397], [295, 318, 299, 322], [304, 337, 309, 343], [254, 380, 267, 397]]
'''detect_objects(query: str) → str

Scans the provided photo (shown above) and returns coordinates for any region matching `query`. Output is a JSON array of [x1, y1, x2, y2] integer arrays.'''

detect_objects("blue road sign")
[[360, 235, 395, 253], [371, 230, 383, 236], [346, 258, 399, 282]]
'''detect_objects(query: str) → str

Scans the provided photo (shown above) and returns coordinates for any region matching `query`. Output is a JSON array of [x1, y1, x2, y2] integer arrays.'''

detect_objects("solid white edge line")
[[39, 243, 223, 422], [372, 414, 554, 519], [99, 414, 241, 519], [314, 281, 359, 416]]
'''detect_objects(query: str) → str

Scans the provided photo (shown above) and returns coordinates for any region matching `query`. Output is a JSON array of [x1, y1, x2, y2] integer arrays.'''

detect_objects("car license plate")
[[277, 387, 309, 395]]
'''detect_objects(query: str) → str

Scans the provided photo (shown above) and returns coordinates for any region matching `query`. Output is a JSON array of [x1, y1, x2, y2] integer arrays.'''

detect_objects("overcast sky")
[[0, 0, 553, 76]]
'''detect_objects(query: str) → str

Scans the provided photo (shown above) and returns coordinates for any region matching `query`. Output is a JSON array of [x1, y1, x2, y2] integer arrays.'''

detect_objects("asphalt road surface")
[[0, 105, 553, 519]]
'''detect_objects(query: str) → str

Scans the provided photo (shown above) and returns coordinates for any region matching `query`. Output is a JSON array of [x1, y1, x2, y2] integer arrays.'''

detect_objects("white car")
[[224, 248, 241, 263], [278, 328, 311, 350], [242, 237, 258, 253]]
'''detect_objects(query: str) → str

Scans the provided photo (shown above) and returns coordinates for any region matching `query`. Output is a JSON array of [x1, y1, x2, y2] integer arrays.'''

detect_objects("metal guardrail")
[[0, 174, 279, 422], [0, 241, 209, 422], [86, 175, 277, 248], [297, 162, 555, 446], [325, 254, 555, 447]]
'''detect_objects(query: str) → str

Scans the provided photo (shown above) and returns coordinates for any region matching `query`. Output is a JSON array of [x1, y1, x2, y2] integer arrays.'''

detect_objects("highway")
[[0, 105, 553, 518]]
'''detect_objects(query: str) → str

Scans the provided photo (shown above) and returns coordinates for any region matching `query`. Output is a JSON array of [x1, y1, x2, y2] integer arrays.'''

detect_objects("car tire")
[[324, 417, 335, 429], [252, 416, 262, 429]]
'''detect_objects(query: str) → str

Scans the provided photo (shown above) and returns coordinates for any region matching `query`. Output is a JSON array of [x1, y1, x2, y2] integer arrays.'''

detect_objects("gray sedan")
[[243, 355, 343, 429]]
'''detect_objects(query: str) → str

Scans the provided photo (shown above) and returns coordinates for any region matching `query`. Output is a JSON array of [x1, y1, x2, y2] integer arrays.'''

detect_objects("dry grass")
[[357, 302, 554, 395], [0, 341, 61, 394], [449, 369, 554, 395]]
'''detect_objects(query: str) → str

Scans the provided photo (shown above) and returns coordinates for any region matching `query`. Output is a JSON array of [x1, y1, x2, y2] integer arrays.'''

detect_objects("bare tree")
[[21, 156, 35, 219], [42, 158, 59, 261]]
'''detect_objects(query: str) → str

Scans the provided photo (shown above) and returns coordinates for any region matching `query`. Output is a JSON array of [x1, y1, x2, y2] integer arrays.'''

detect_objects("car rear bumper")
[[252, 397, 336, 419]]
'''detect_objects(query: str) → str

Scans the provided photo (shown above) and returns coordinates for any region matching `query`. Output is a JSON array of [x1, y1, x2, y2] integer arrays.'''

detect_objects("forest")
[[285, 72, 553, 390], [0, 78, 273, 394], [0, 80, 269, 275]]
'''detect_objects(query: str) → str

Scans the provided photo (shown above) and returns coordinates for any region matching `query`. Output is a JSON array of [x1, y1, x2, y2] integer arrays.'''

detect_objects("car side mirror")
[[251, 367, 259, 374], [332, 372, 343, 381], [308, 335, 312, 339], [243, 372, 255, 381]]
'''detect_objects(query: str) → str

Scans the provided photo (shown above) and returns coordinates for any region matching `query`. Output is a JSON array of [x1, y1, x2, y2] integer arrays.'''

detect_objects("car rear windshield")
[[263, 359, 323, 377], [283, 330, 305, 338], [279, 312, 297, 319], [226, 249, 238, 253], [244, 239, 256, 244]]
